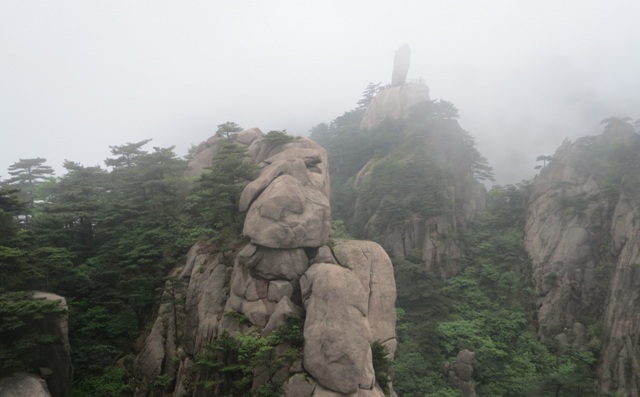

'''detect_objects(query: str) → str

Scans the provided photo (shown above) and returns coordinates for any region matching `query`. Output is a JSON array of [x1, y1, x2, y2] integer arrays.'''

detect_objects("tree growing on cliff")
[[535, 155, 552, 169], [185, 142, 257, 250], [216, 121, 243, 141], [104, 139, 152, 168], [357, 82, 383, 109]]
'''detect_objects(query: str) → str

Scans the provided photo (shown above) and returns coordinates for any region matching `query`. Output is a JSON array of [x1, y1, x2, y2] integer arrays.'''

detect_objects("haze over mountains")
[[3, 41, 640, 396], [2, 1, 640, 185]]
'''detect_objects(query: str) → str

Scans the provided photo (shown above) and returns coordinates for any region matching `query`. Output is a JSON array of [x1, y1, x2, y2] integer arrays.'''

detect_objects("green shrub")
[[71, 366, 131, 397], [0, 292, 66, 375], [371, 341, 393, 396], [264, 130, 293, 145]]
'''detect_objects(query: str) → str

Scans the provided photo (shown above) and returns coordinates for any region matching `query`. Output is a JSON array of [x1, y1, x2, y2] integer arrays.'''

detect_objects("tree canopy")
[[216, 121, 243, 141]]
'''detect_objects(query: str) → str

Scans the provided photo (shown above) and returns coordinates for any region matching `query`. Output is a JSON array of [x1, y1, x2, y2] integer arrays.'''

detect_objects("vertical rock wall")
[[524, 123, 640, 395]]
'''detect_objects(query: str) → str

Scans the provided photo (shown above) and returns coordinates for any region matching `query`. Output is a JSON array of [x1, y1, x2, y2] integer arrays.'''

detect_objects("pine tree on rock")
[[216, 121, 243, 141]]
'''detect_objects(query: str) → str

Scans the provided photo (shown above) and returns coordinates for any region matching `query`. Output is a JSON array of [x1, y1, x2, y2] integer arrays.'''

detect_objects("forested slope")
[[0, 142, 205, 395], [313, 84, 635, 396]]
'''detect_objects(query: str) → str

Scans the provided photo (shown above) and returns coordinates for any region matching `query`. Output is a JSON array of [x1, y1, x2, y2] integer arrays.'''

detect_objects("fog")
[[1, 0, 639, 185]]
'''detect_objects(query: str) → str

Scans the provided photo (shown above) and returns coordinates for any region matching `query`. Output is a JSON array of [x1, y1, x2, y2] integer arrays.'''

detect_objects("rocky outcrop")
[[135, 130, 397, 396], [354, 115, 486, 279], [0, 372, 52, 397], [445, 350, 476, 397], [330, 240, 397, 353], [391, 43, 411, 87], [301, 263, 375, 394], [360, 84, 430, 131], [524, 120, 640, 395], [30, 293, 72, 397], [240, 160, 331, 248], [0, 293, 72, 397], [186, 128, 262, 177]]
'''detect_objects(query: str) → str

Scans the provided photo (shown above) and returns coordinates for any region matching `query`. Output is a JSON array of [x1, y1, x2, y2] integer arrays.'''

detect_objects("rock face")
[[240, 158, 331, 248], [524, 120, 640, 395], [355, 116, 486, 279], [135, 130, 397, 396], [330, 240, 397, 351], [525, 137, 610, 335], [391, 43, 411, 87]]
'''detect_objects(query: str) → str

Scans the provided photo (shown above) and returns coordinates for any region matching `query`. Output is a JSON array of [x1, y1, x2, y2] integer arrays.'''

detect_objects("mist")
[[1, 0, 639, 185]]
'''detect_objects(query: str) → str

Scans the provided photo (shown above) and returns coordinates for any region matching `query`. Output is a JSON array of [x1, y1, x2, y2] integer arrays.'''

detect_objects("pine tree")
[[3, 158, 55, 219], [185, 142, 257, 249], [215, 121, 243, 141]]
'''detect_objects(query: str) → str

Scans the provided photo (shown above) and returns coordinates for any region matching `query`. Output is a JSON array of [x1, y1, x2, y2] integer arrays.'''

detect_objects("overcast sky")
[[1, 0, 639, 185]]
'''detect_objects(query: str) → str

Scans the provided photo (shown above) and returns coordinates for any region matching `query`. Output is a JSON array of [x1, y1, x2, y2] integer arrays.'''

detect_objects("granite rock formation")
[[135, 130, 397, 396], [354, 89, 486, 279], [524, 119, 640, 395], [391, 43, 411, 87]]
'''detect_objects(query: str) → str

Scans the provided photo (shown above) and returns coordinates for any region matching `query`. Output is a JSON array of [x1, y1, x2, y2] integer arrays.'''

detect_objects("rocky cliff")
[[314, 85, 486, 279], [524, 119, 640, 395], [134, 130, 397, 396]]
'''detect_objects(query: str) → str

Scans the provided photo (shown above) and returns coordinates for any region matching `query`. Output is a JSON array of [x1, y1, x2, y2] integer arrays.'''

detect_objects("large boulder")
[[330, 240, 396, 351], [241, 139, 331, 248], [238, 243, 309, 281], [301, 263, 375, 394], [284, 373, 316, 397], [0, 372, 51, 397], [185, 127, 263, 177], [30, 292, 72, 397]]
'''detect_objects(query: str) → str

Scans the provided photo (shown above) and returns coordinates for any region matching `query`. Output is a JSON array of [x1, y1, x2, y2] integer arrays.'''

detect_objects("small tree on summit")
[[216, 122, 243, 141]]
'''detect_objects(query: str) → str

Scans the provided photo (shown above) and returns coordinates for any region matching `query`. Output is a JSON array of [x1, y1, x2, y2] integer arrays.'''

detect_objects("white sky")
[[1, 0, 639, 184]]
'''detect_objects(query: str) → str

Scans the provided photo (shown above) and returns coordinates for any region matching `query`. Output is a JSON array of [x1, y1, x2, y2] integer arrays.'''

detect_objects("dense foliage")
[[194, 315, 304, 397], [392, 183, 623, 396], [311, 98, 492, 236], [0, 138, 258, 392]]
